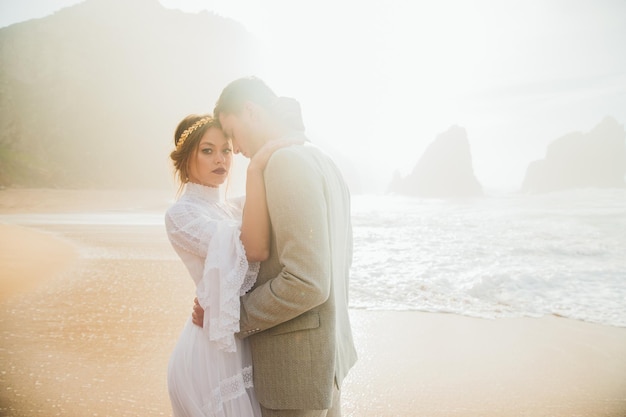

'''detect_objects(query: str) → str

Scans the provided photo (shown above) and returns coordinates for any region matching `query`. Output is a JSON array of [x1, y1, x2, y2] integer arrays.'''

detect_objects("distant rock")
[[521, 117, 626, 193], [388, 125, 483, 198], [0, 0, 261, 187]]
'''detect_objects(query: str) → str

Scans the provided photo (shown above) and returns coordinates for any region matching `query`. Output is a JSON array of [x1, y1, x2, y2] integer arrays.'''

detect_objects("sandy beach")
[[1, 188, 625, 416]]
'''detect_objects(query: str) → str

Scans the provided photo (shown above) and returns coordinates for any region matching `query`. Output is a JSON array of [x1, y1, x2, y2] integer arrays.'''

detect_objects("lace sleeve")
[[165, 199, 258, 352], [165, 202, 217, 257], [198, 221, 259, 352]]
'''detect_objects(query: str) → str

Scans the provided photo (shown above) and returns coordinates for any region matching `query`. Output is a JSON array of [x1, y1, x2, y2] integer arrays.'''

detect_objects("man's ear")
[[243, 100, 264, 124], [242, 101, 256, 119]]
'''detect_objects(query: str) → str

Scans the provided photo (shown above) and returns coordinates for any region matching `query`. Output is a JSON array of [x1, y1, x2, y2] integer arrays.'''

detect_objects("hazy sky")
[[2, 0, 625, 191]]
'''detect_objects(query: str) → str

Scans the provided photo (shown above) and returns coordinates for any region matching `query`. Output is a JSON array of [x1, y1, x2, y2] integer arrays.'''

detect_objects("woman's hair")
[[170, 114, 218, 192]]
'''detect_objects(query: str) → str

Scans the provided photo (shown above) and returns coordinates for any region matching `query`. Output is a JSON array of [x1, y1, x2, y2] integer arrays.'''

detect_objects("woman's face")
[[187, 126, 232, 188]]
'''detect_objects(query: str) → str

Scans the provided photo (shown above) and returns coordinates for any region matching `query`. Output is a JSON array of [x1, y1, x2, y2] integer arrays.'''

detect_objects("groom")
[[193, 76, 357, 417]]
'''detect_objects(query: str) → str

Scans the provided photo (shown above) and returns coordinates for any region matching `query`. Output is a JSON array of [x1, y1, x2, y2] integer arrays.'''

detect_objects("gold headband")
[[176, 117, 211, 150]]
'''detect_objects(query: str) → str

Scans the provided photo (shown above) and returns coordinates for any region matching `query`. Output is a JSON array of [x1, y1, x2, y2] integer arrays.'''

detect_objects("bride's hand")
[[248, 138, 304, 172]]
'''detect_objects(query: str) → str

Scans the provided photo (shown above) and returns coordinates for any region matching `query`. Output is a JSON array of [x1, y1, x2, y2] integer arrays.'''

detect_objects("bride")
[[164, 114, 291, 416]]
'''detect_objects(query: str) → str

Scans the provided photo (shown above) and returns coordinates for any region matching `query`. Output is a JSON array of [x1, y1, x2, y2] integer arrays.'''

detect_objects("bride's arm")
[[240, 158, 271, 262], [240, 139, 303, 262]]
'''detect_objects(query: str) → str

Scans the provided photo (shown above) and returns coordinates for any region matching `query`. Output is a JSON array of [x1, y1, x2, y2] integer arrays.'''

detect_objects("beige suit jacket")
[[239, 141, 357, 410]]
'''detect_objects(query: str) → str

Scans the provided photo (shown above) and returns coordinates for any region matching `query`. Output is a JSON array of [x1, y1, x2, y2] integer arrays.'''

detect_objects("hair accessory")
[[176, 117, 210, 150]]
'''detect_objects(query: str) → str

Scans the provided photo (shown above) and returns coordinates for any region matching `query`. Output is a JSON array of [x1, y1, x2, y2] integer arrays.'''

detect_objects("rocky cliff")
[[521, 116, 626, 193], [388, 125, 483, 198], [0, 0, 261, 187]]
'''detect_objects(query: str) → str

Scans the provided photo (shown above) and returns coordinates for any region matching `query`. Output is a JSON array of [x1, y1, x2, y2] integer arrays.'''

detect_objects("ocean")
[[350, 188, 626, 328], [3, 188, 625, 328]]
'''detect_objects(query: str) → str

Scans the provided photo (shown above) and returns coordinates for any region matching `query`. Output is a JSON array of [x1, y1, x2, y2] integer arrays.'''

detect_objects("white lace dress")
[[165, 183, 261, 417]]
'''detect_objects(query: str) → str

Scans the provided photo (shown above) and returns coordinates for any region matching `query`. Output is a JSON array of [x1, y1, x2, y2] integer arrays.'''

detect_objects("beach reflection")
[[0, 223, 190, 416]]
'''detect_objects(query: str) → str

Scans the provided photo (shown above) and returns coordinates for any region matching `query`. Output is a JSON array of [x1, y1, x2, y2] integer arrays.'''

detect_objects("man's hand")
[[192, 297, 204, 327]]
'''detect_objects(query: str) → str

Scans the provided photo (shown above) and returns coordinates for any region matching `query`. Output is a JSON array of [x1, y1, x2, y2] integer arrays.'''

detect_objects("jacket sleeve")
[[239, 148, 332, 333]]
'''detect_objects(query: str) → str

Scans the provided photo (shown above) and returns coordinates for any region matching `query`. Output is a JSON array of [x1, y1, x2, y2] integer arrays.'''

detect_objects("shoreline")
[[0, 187, 174, 214], [1, 189, 626, 416]]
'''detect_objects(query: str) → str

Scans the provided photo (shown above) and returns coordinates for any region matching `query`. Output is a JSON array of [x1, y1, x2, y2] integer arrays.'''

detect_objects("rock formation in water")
[[521, 116, 626, 193], [0, 0, 261, 187], [388, 125, 483, 198]]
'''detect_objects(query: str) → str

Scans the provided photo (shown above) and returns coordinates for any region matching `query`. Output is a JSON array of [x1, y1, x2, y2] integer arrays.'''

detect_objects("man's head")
[[214, 77, 278, 158]]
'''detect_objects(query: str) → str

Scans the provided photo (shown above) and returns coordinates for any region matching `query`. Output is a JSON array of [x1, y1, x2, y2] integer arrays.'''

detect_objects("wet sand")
[[0, 224, 78, 301], [1, 188, 625, 416]]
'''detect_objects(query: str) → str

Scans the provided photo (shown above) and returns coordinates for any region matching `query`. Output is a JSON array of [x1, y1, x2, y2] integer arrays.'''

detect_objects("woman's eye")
[[201, 148, 212, 154], [224, 148, 232, 154]]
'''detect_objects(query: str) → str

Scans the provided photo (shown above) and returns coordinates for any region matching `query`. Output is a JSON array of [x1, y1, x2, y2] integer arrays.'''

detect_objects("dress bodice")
[[164, 183, 243, 285]]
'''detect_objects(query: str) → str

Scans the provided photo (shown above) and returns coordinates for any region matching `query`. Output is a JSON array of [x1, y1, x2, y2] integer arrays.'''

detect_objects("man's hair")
[[213, 76, 277, 119]]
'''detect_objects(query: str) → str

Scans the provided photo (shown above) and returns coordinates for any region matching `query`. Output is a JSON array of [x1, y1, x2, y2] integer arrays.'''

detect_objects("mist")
[[1, 0, 625, 194], [1, 2, 626, 416]]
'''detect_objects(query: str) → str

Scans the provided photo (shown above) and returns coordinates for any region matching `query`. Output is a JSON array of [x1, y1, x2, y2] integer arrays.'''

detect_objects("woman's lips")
[[213, 168, 226, 175]]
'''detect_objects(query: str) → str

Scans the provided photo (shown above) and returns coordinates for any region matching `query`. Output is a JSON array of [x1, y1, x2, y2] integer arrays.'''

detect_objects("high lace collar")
[[184, 182, 221, 204]]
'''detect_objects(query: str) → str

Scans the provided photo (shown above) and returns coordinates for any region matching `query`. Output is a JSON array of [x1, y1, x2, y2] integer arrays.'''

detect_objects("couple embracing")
[[164, 76, 358, 417]]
